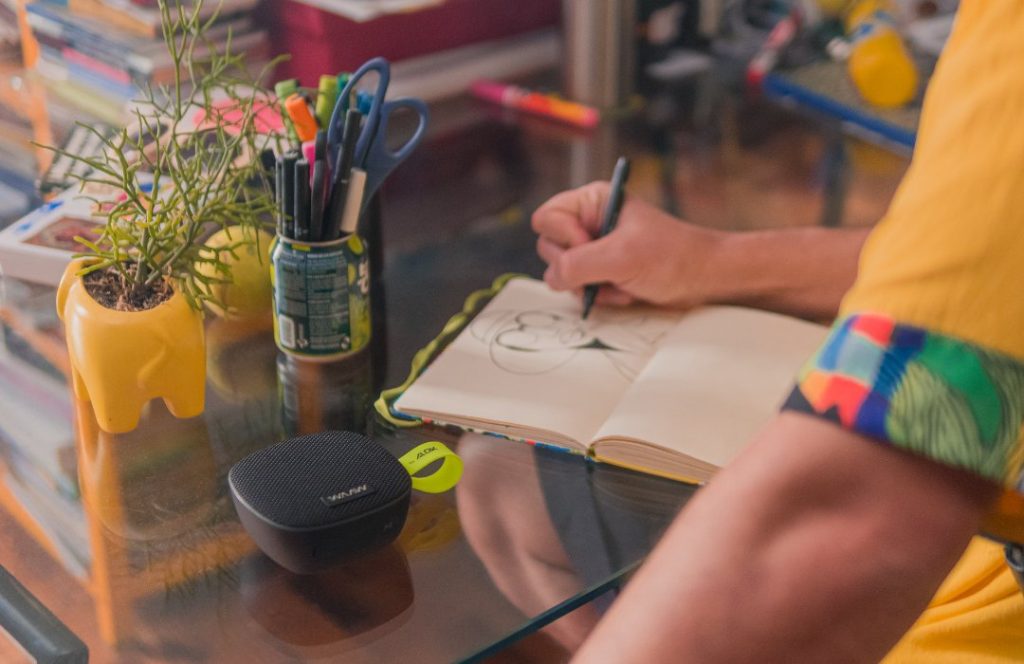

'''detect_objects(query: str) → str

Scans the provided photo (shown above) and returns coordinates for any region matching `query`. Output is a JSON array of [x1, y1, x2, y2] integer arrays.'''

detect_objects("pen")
[[282, 150, 299, 239], [340, 168, 367, 236], [323, 109, 362, 241], [301, 131, 329, 183], [315, 130, 327, 162], [310, 158, 326, 242], [275, 157, 286, 237], [581, 156, 630, 320], [286, 93, 319, 143], [470, 80, 600, 129], [294, 158, 311, 242]]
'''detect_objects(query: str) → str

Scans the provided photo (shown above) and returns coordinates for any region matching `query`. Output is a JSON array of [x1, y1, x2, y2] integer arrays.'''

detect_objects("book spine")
[[33, 24, 266, 93], [67, 0, 259, 37], [38, 48, 138, 99], [28, 3, 256, 76], [66, 61, 138, 99], [37, 36, 155, 91], [27, 4, 151, 73], [125, 17, 257, 72], [61, 46, 133, 85]]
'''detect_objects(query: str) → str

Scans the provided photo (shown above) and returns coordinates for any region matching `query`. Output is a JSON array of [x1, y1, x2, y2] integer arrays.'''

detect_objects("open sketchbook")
[[394, 278, 829, 484]]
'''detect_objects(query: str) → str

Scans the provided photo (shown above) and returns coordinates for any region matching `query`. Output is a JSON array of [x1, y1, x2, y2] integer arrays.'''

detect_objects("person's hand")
[[532, 181, 725, 309]]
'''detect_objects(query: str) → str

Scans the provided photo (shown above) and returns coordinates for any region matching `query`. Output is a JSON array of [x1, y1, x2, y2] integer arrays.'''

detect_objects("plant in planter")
[[50, 0, 281, 434]]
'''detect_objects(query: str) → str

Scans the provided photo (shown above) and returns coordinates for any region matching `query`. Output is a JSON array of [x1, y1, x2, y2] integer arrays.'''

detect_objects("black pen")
[[315, 129, 327, 162], [294, 158, 311, 242], [274, 156, 285, 236], [313, 130, 328, 190], [310, 158, 326, 242], [282, 150, 299, 239], [323, 109, 362, 241], [581, 156, 630, 320]]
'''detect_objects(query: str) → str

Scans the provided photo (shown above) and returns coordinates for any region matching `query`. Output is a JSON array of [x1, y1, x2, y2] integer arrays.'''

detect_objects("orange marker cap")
[[285, 93, 319, 143]]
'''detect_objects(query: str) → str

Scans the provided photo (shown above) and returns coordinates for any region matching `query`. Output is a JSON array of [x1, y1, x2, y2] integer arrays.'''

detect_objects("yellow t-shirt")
[[783, 2, 1024, 660]]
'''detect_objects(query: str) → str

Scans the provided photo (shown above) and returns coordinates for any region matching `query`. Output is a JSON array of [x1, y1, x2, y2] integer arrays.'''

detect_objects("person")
[[531, 2, 1024, 661]]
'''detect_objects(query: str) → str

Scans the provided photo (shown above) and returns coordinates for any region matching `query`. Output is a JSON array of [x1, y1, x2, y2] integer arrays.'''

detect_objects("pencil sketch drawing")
[[469, 308, 674, 380]]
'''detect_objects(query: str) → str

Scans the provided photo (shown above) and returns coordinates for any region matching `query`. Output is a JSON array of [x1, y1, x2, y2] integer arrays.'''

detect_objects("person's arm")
[[573, 413, 998, 663], [532, 183, 868, 321]]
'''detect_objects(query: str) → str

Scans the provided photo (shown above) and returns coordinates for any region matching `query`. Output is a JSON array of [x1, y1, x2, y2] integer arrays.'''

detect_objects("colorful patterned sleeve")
[[777, 3, 1024, 545], [783, 313, 1024, 495]]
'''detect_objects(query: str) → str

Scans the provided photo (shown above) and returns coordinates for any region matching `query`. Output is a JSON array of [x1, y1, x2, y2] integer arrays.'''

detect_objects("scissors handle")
[[326, 57, 390, 166], [361, 98, 429, 211]]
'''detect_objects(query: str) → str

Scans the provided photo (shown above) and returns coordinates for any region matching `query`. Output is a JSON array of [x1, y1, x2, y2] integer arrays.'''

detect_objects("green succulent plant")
[[41, 0, 283, 311]]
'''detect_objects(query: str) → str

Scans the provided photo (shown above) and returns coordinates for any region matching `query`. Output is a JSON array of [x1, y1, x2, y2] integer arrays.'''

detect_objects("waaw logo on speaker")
[[320, 483, 378, 507]]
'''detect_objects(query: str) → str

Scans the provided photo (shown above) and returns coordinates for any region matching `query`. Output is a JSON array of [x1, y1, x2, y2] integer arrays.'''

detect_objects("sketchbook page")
[[591, 306, 828, 478], [395, 278, 682, 449]]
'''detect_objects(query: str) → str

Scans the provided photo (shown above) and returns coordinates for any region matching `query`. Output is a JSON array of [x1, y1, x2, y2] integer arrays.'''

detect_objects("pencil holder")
[[270, 233, 371, 361]]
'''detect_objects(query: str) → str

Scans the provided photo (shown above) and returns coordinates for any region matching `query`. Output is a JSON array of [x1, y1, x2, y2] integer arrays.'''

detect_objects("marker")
[[281, 150, 299, 239], [746, 9, 800, 88], [310, 159, 326, 242], [293, 158, 311, 242], [315, 75, 338, 129], [285, 93, 319, 143], [356, 90, 374, 115], [470, 80, 600, 129], [581, 156, 630, 320], [275, 157, 286, 237], [314, 130, 327, 162], [301, 139, 316, 169], [314, 130, 329, 192], [335, 73, 352, 112], [340, 168, 367, 236], [275, 79, 299, 141]]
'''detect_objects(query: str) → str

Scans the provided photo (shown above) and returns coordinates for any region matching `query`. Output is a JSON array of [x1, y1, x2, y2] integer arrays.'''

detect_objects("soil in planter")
[[83, 265, 174, 312]]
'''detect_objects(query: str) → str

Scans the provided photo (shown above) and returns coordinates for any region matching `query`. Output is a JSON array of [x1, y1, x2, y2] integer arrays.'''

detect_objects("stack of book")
[[0, 0, 20, 57], [26, 0, 267, 108]]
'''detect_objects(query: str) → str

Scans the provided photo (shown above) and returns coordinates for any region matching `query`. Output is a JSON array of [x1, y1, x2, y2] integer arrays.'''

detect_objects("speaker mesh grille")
[[229, 431, 411, 528]]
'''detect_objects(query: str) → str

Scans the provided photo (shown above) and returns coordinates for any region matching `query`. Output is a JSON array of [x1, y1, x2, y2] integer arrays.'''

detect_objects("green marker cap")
[[315, 75, 339, 128], [274, 78, 299, 101]]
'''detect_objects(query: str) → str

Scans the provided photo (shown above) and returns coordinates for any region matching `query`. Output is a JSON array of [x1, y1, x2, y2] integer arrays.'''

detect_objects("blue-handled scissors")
[[326, 57, 390, 170], [359, 97, 429, 211]]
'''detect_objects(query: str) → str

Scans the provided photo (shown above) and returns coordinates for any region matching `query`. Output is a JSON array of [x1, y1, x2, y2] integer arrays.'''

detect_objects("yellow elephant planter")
[[57, 259, 206, 434]]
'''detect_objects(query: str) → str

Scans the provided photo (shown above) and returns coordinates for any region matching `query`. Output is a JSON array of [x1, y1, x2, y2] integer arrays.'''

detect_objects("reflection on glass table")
[[0, 299, 693, 662]]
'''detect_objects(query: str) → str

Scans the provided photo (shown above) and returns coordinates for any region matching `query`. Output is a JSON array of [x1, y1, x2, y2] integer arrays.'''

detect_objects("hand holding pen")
[[533, 167, 721, 311]]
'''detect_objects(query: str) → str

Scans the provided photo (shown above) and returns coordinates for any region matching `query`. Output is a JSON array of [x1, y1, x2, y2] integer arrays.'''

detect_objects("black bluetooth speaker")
[[229, 431, 412, 574]]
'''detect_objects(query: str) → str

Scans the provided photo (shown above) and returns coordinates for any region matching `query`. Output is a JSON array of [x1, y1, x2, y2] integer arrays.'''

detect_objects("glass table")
[[0, 55, 910, 663]]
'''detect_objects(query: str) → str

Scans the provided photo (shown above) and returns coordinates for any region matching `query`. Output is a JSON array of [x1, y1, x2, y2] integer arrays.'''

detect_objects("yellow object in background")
[[844, 0, 919, 108], [197, 226, 274, 320]]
